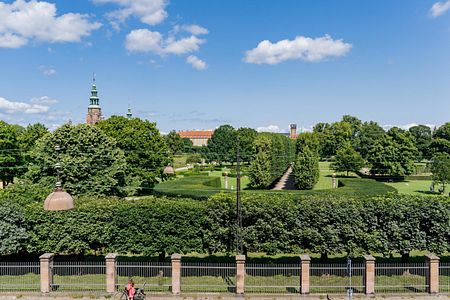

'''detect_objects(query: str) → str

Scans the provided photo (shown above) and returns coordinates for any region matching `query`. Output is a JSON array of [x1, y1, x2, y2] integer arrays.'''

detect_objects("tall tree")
[[164, 130, 184, 155], [341, 115, 362, 139], [356, 121, 386, 159], [294, 146, 319, 189], [0, 121, 23, 186], [236, 127, 257, 163], [97, 116, 170, 195], [207, 125, 237, 164], [249, 135, 272, 188], [431, 152, 450, 193], [331, 142, 365, 176], [409, 125, 432, 160], [296, 132, 320, 155], [434, 122, 450, 141], [26, 123, 126, 196]]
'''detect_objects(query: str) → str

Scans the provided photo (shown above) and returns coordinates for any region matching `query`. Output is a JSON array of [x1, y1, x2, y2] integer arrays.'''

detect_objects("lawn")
[[385, 180, 435, 195]]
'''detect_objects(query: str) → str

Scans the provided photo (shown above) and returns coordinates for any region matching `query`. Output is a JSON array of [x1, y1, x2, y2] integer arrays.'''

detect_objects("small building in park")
[[178, 130, 214, 147]]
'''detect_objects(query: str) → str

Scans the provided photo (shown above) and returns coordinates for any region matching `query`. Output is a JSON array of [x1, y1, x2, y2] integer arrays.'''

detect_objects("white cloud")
[[244, 34, 352, 65], [30, 96, 58, 105], [38, 65, 56, 76], [186, 55, 207, 70], [429, 1, 450, 18], [125, 28, 206, 55], [256, 125, 286, 133], [94, 0, 168, 27], [173, 24, 209, 35], [0, 0, 101, 49], [0, 96, 56, 114]]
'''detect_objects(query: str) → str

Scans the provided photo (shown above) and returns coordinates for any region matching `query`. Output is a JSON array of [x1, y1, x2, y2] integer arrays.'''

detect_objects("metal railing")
[[181, 263, 236, 293], [310, 263, 365, 294], [51, 261, 105, 292], [375, 263, 428, 293], [116, 262, 171, 293], [0, 262, 40, 292], [439, 263, 450, 293], [245, 263, 300, 294]]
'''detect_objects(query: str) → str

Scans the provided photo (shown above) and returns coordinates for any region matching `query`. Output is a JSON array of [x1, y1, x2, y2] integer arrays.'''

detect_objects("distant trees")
[[164, 130, 184, 155], [331, 142, 365, 176], [0, 121, 23, 186], [236, 127, 257, 163], [207, 125, 237, 164], [294, 146, 319, 189], [409, 125, 432, 160], [431, 152, 450, 193], [97, 116, 170, 195]]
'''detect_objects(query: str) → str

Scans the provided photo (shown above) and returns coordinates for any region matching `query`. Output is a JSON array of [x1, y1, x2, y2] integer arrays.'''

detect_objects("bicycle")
[[114, 282, 146, 300]]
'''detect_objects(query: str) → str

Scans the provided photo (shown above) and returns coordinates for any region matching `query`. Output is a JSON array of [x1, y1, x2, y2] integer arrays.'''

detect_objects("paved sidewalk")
[[273, 166, 296, 190]]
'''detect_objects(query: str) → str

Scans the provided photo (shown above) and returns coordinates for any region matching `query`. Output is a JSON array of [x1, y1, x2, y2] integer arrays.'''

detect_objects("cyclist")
[[126, 278, 136, 300]]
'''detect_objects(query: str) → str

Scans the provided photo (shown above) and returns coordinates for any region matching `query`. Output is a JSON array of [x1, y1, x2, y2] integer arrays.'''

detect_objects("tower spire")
[[86, 74, 103, 125], [127, 105, 133, 120]]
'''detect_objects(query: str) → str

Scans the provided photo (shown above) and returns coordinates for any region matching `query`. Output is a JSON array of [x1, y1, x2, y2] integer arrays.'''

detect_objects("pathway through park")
[[272, 165, 296, 190]]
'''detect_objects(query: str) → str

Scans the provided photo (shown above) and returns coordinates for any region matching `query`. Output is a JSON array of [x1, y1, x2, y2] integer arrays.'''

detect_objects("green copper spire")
[[127, 105, 132, 119], [89, 74, 100, 107]]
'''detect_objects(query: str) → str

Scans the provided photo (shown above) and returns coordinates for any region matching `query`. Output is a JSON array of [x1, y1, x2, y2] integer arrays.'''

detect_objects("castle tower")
[[289, 124, 297, 139], [86, 75, 103, 125], [126, 105, 133, 120]]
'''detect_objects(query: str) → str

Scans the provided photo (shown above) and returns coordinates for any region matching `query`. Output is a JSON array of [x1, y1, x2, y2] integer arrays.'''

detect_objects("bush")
[[294, 147, 319, 189]]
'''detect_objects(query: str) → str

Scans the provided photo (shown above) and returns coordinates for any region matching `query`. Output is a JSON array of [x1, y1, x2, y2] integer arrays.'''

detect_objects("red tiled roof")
[[178, 130, 214, 139]]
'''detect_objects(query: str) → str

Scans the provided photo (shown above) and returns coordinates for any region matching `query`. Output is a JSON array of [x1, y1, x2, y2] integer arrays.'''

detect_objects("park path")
[[272, 166, 296, 190]]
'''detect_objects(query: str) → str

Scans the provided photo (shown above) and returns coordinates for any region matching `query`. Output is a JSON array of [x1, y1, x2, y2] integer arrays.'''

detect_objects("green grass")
[[172, 154, 189, 169], [154, 174, 222, 199], [385, 180, 436, 195]]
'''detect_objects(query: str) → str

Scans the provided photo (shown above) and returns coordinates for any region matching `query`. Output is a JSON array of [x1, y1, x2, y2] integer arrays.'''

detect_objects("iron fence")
[[181, 263, 235, 293], [375, 263, 428, 293], [51, 261, 105, 292], [0, 262, 40, 292], [245, 263, 300, 294], [116, 262, 171, 293], [439, 263, 450, 293], [310, 263, 365, 294]]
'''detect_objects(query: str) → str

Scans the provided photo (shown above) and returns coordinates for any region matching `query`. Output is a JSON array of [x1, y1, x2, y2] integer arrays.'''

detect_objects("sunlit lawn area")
[[385, 180, 434, 195]]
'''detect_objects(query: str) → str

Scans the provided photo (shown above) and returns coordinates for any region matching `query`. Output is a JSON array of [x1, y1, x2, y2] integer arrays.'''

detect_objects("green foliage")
[[314, 121, 352, 158], [207, 125, 237, 164], [26, 124, 126, 196], [294, 147, 319, 190], [248, 133, 293, 189], [367, 127, 418, 176], [0, 121, 23, 185], [186, 154, 202, 164], [409, 125, 432, 159], [431, 152, 450, 193], [356, 121, 385, 159], [236, 127, 257, 163], [164, 130, 184, 155], [434, 122, 450, 141], [296, 132, 320, 155], [97, 116, 170, 195], [430, 138, 450, 155], [330, 142, 365, 176], [0, 200, 27, 255]]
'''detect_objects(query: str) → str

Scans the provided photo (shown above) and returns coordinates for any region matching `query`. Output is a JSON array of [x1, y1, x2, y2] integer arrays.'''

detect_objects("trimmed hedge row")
[[1, 191, 449, 259], [153, 175, 222, 199]]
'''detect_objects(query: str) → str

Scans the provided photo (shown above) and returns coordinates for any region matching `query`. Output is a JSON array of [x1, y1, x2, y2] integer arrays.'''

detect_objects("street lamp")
[[44, 144, 74, 211]]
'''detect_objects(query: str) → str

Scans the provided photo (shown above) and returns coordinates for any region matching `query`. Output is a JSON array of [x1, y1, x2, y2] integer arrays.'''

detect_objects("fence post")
[[364, 255, 376, 294], [171, 254, 181, 295], [236, 255, 246, 294], [426, 254, 440, 294], [39, 253, 54, 293], [106, 253, 118, 294], [300, 255, 310, 294]]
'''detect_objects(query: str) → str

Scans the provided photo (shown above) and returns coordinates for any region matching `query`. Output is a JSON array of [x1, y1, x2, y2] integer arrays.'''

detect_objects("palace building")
[[178, 130, 214, 146]]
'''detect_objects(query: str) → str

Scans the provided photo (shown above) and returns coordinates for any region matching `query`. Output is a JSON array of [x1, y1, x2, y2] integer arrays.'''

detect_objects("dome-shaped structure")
[[44, 184, 74, 211], [163, 164, 175, 175]]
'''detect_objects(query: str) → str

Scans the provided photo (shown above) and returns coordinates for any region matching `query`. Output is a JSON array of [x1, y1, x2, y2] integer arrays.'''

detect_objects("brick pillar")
[[364, 255, 376, 294], [39, 253, 54, 293], [171, 254, 181, 295], [236, 255, 246, 294], [105, 253, 118, 294], [426, 254, 440, 294], [300, 255, 310, 294]]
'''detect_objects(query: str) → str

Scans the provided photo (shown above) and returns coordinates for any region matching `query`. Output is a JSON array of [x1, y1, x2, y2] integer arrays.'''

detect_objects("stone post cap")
[[39, 253, 55, 260], [105, 253, 118, 260], [300, 255, 311, 262], [363, 255, 376, 261], [425, 253, 440, 261], [171, 253, 182, 260], [236, 255, 246, 262]]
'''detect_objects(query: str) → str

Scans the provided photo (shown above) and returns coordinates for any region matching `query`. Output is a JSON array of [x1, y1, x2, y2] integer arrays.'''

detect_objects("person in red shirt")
[[126, 278, 136, 300]]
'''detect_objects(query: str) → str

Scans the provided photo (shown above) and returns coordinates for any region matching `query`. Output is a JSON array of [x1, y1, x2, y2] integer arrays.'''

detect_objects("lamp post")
[[236, 138, 243, 255], [44, 144, 74, 211]]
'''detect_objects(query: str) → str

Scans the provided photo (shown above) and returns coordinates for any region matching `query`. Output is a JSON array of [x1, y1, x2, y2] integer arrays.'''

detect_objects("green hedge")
[[153, 175, 222, 199]]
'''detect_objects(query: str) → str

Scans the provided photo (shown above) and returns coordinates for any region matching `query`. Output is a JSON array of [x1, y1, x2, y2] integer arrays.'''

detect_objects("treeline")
[[248, 133, 294, 188], [2, 190, 449, 261]]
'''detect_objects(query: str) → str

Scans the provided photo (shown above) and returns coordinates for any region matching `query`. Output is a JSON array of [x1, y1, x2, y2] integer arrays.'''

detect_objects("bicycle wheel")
[[114, 291, 127, 300]]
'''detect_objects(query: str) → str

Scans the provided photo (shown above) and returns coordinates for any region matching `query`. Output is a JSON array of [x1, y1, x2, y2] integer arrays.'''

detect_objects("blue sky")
[[0, 0, 449, 132]]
